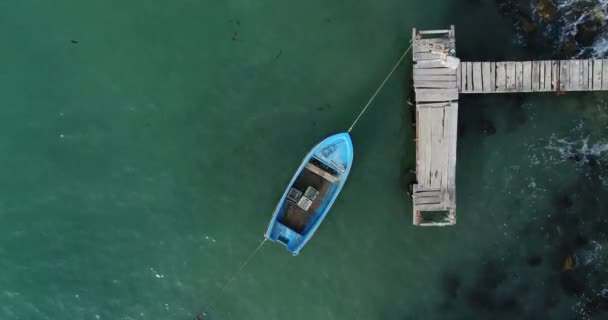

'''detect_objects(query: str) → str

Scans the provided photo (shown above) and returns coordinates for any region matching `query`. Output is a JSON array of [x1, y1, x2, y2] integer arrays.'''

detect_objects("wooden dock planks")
[[412, 27, 458, 226], [410, 26, 608, 228], [459, 59, 608, 93]]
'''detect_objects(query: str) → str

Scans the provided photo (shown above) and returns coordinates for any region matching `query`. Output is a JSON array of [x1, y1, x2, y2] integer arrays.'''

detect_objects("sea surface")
[[1, 0, 608, 319]]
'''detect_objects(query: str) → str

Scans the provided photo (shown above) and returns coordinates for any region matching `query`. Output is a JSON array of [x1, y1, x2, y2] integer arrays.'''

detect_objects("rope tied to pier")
[[347, 41, 413, 133]]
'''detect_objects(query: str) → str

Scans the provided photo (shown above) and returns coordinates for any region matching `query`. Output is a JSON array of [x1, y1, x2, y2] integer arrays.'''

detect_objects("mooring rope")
[[348, 41, 413, 133], [206, 238, 267, 313]]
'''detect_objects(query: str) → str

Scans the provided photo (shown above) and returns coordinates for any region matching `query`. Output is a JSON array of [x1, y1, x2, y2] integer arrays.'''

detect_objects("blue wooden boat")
[[265, 132, 354, 255]]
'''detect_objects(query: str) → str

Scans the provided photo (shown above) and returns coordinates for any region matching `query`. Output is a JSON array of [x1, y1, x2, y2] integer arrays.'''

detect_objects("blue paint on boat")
[[265, 132, 354, 255]]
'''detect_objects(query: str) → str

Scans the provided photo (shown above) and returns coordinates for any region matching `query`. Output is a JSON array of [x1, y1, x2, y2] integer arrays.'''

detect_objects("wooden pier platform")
[[410, 26, 608, 226], [411, 27, 458, 226]]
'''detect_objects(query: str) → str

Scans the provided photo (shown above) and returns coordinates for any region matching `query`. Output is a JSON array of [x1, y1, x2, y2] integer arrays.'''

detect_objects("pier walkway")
[[411, 26, 608, 226]]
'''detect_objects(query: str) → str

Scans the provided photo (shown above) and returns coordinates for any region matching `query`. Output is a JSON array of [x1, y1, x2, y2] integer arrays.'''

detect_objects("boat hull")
[[265, 132, 354, 255]]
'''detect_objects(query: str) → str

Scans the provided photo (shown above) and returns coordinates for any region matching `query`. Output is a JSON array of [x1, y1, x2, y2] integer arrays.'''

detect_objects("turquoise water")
[[1, 0, 608, 319]]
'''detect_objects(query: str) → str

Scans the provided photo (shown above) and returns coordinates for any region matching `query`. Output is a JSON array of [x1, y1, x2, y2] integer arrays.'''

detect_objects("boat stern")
[[266, 221, 302, 255]]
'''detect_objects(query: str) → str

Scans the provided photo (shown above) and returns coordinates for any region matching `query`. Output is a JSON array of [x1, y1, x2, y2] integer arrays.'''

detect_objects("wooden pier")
[[458, 60, 608, 93], [410, 26, 608, 226], [411, 27, 458, 226]]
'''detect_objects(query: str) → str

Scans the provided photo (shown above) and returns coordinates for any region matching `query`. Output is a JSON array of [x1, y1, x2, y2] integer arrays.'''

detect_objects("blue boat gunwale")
[[264, 132, 354, 255]]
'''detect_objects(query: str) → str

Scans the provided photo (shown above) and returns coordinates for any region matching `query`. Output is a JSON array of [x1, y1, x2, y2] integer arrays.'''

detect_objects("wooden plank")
[[551, 60, 559, 91], [577, 59, 584, 90], [506, 62, 516, 91], [305, 163, 340, 184], [466, 62, 473, 91], [496, 62, 506, 91], [413, 68, 457, 76], [415, 39, 450, 48], [523, 61, 532, 92], [429, 108, 443, 187], [472, 62, 482, 92], [416, 109, 428, 186], [581, 59, 589, 90], [482, 62, 491, 92], [415, 204, 443, 211], [446, 102, 457, 201], [413, 185, 441, 192], [415, 81, 456, 88], [413, 191, 442, 199], [415, 88, 459, 102], [418, 29, 450, 34], [456, 64, 461, 91], [423, 108, 433, 187], [415, 60, 446, 69], [461, 62, 467, 91], [602, 59, 608, 90], [543, 60, 551, 91], [421, 108, 431, 187], [588, 60, 594, 90], [490, 62, 496, 92], [414, 75, 456, 82], [593, 60, 603, 90], [569, 60, 580, 90], [415, 197, 442, 205], [417, 102, 451, 108], [440, 104, 452, 200], [540, 60, 547, 90], [587, 59, 593, 90], [413, 46, 431, 53], [532, 61, 540, 91], [515, 62, 523, 92], [414, 52, 445, 61], [560, 60, 569, 91]]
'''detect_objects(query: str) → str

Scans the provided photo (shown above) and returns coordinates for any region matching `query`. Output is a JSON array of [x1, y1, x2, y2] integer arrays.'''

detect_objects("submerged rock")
[[535, 0, 558, 23], [527, 255, 543, 267], [481, 119, 497, 136], [518, 10, 537, 34], [559, 37, 578, 57], [443, 273, 461, 298], [575, 17, 604, 47], [562, 255, 575, 271]]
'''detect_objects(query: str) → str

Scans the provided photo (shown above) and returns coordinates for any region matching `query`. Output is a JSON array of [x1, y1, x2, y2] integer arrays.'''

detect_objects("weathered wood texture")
[[410, 27, 608, 228], [412, 27, 457, 226], [460, 59, 608, 93]]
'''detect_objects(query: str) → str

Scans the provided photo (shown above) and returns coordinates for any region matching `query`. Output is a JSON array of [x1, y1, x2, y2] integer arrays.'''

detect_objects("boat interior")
[[278, 157, 341, 235]]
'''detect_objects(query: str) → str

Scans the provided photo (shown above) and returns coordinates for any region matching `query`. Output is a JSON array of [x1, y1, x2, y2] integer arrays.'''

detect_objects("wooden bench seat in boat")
[[305, 162, 340, 184]]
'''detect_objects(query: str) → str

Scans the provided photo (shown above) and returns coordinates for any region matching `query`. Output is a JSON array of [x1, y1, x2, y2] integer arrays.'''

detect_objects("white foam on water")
[[204, 235, 217, 243], [149, 267, 164, 279], [592, 36, 608, 56], [545, 136, 608, 164], [575, 240, 603, 267], [554, 0, 608, 57]]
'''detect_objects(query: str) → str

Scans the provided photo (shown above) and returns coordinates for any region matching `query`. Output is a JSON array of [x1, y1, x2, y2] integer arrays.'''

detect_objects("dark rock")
[[559, 37, 579, 58], [443, 273, 461, 298], [560, 271, 586, 295], [535, 0, 558, 23], [481, 120, 496, 136], [527, 255, 543, 267], [552, 194, 573, 209], [575, 19, 602, 47], [518, 10, 537, 34], [574, 234, 589, 248]]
